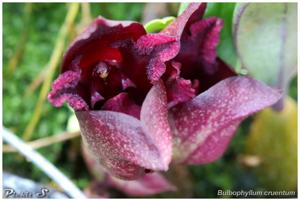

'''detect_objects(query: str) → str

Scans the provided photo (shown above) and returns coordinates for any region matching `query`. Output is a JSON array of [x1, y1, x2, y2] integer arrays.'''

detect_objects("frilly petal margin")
[[162, 3, 206, 39], [48, 71, 89, 110], [139, 3, 207, 83], [168, 76, 281, 164], [136, 34, 179, 83], [76, 82, 172, 180], [107, 172, 176, 196]]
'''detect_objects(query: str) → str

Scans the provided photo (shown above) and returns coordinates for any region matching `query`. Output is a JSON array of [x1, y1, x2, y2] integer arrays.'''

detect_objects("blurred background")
[[3, 3, 297, 198]]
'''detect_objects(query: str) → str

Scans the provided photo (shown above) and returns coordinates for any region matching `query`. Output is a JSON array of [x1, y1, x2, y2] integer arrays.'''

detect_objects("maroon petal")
[[107, 173, 176, 196], [76, 110, 171, 180], [166, 78, 195, 108], [62, 17, 146, 73], [162, 3, 206, 39], [48, 71, 89, 110], [137, 3, 207, 83], [140, 81, 173, 169], [76, 83, 173, 180], [169, 76, 281, 164], [195, 58, 237, 93], [176, 17, 225, 78], [57, 17, 149, 108], [190, 17, 223, 72], [161, 3, 235, 94], [102, 92, 141, 119], [164, 62, 196, 107], [136, 34, 179, 82]]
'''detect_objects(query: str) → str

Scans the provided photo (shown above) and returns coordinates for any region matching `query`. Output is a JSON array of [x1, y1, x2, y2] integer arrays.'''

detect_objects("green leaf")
[[233, 3, 297, 89], [144, 16, 175, 33], [204, 3, 239, 70], [177, 3, 190, 16], [245, 97, 297, 191]]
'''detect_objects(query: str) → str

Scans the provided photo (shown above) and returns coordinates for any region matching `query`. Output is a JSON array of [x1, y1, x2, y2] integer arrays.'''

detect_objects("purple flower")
[[48, 3, 281, 180]]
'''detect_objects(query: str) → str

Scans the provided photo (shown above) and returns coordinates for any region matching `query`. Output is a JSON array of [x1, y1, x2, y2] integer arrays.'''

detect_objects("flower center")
[[93, 62, 110, 80]]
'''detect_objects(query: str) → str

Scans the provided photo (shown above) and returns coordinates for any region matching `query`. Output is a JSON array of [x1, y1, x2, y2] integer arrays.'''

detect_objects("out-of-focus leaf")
[[245, 97, 297, 191], [177, 3, 189, 16], [204, 3, 238, 69], [233, 3, 297, 90], [97, 3, 144, 21], [144, 16, 175, 33]]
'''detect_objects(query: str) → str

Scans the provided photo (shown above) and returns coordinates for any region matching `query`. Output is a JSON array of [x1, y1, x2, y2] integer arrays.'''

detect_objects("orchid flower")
[[48, 3, 281, 180]]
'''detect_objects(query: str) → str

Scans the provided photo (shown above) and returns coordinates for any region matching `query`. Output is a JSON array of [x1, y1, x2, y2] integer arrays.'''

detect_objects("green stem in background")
[[22, 3, 80, 141], [7, 3, 33, 77], [81, 3, 92, 25], [23, 67, 47, 98]]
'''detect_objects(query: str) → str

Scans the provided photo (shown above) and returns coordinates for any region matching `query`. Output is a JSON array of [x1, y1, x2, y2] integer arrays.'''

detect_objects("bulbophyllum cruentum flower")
[[48, 3, 281, 180]]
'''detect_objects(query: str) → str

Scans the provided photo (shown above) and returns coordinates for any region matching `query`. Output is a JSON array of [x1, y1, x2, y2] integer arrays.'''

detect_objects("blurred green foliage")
[[3, 3, 297, 198], [3, 3, 71, 184]]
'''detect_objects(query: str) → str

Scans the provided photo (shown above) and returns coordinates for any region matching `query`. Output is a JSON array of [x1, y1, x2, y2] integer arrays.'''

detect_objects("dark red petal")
[[62, 17, 146, 72], [136, 34, 179, 82], [76, 110, 170, 180], [169, 76, 281, 164], [166, 78, 195, 108], [176, 17, 225, 79], [190, 17, 223, 72], [195, 58, 237, 93], [107, 173, 176, 196], [164, 62, 196, 107], [48, 71, 89, 110], [140, 81, 173, 169], [161, 3, 234, 93], [102, 92, 141, 119], [118, 44, 151, 97], [162, 3, 206, 39]]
